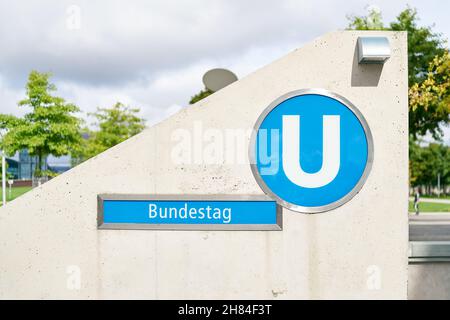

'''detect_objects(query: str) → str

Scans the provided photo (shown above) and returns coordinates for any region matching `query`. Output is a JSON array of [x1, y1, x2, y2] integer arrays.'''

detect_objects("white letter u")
[[282, 115, 340, 188]]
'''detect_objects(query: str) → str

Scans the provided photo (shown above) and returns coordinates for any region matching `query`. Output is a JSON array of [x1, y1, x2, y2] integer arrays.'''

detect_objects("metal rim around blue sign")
[[249, 89, 374, 213], [97, 194, 282, 230]]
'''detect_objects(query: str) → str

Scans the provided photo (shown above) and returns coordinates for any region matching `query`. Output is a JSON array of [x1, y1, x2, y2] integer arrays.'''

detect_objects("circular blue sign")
[[250, 89, 373, 213]]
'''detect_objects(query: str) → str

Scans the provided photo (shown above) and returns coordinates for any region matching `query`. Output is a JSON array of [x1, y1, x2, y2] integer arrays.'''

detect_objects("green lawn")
[[0, 186, 33, 204], [409, 201, 450, 213]]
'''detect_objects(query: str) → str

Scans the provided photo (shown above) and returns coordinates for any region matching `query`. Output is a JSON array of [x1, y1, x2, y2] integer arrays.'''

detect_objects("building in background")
[[5, 158, 19, 179], [17, 150, 48, 180], [5, 150, 72, 180]]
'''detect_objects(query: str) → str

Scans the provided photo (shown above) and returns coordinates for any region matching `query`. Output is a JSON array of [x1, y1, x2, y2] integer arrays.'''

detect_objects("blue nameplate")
[[97, 195, 282, 230]]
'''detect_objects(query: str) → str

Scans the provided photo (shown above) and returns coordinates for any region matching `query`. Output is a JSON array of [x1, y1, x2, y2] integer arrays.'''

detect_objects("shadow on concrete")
[[351, 43, 383, 87]]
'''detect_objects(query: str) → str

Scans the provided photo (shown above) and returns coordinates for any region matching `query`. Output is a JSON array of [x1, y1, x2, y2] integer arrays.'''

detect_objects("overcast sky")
[[0, 0, 449, 159]]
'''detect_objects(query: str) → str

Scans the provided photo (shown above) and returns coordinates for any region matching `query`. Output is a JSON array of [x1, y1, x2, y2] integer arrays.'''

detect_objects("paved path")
[[410, 215, 450, 241], [409, 212, 450, 218], [409, 197, 450, 204]]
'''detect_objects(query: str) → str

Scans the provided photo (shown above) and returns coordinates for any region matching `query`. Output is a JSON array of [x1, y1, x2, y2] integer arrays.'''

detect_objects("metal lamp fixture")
[[357, 36, 390, 64]]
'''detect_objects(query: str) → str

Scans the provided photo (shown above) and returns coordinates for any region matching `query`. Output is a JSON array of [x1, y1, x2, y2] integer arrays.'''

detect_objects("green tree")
[[189, 89, 213, 104], [410, 52, 450, 139], [73, 102, 146, 163], [1, 71, 82, 178], [347, 6, 449, 139], [409, 141, 450, 193], [0, 114, 23, 147], [390, 9, 446, 86], [347, 6, 385, 30], [409, 136, 425, 186], [427, 143, 450, 189], [0, 114, 20, 180]]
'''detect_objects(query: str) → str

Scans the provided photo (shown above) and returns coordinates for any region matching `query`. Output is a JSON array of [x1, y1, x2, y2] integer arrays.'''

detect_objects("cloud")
[[0, 0, 342, 87], [1, 0, 448, 87], [0, 0, 448, 141]]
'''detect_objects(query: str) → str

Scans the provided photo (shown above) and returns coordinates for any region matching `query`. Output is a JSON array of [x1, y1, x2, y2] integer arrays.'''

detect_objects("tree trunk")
[[36, 151, 42, 178], [32, 151, 47, 187]]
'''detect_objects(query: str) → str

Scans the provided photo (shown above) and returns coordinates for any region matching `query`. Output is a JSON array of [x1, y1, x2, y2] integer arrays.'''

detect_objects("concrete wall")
[[409, 263, 450, 299], [0, 31, 409, 299]]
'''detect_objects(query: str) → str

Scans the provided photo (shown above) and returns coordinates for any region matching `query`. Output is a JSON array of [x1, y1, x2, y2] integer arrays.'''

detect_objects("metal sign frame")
[[97, 194, 282, 231]]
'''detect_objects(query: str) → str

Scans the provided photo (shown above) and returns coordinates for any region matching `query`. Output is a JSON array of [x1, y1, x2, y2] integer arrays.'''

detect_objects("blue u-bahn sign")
[[250, 89, 373, 213]]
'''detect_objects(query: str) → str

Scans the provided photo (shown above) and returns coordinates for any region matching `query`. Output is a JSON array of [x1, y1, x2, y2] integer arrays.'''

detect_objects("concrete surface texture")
[[409, 263, 450, 299], [0, 31, 408, 299]]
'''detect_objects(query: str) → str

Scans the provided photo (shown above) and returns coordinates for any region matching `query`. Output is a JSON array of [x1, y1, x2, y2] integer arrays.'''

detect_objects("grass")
[[0, 186, 33, 204], [409, 201, 450, 213]]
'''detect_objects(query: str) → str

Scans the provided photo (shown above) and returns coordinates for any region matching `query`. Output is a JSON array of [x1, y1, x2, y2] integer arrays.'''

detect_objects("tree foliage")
[[1, 71, 82, 177], [0, 114, 24, 148], [410, 141, 450, 190], [0, 115, 18, 180], [189, 89, 213, 105], [347, 6, 449, 139], [347, 6, 384, 31], [390, 8, 446, 86], [410, 52, 450, 138], [73, 102, 146, 163]]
